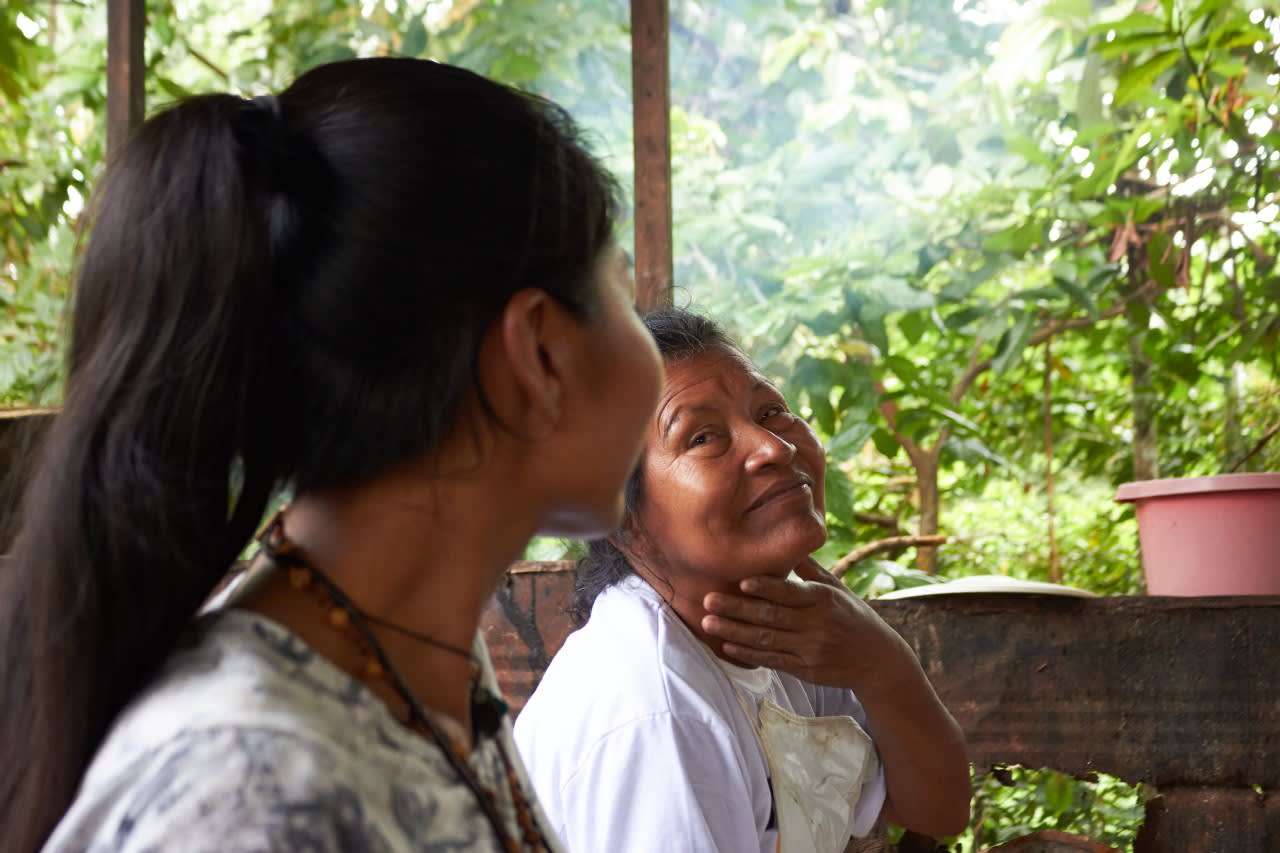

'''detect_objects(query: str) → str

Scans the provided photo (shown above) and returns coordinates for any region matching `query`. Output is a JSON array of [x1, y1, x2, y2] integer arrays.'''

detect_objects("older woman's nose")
[[743, 425, 797, 471]]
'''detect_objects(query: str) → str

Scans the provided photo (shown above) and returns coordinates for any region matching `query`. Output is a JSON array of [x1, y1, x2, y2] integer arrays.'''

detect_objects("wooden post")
[[107, 0, 145, 158], [630, 0, 673, 312]]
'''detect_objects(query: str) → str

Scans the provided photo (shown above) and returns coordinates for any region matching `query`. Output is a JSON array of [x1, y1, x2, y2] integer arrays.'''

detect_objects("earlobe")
[[500, 289, 571, 434], [610, 517, 648, 566]]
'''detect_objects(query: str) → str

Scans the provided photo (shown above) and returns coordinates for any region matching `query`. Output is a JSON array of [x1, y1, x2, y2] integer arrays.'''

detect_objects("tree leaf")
[[824, 460, 856, 521], [946, 436, 1016, 470], [899, 311, 929, 346], [864, 276, 935, 313], [885, 354, 923, 387], [401, 17, 427, 57], [856, 301, 891, 354], [1088, 11, 1166, 36], [872, 427, 901, 459], [1076, 48, 1106, 132], [1053, 274, 1099, 317], [154, 75, 192, 101], [1005, 134, 1054, 169], [827, 421, 876, 458], [1145, 232, 1178, 289], [1229, 314, 1277, 363], [992, 311, 1034, 374], [1113, 50, 1180, 105]]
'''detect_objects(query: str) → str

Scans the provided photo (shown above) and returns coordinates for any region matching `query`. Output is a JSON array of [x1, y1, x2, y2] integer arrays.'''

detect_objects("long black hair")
[[0, 57, 619, 852], [570, 307, 739, 623]]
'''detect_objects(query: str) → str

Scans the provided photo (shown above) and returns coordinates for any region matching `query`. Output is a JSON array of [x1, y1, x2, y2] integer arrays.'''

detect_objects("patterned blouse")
[[41, 609, 560, 852]]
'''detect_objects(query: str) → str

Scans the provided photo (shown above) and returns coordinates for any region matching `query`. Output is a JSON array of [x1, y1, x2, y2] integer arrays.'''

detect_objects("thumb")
[[793, 556, 839, 587]]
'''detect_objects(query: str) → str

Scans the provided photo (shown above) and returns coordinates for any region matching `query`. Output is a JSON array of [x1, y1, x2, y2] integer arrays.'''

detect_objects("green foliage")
[[7, 1, 1274, 845], [962, 766, 1149, 852], [0, 3, 104, 404], [522, 536, 586, 563], [943, 475, 1141, 595]]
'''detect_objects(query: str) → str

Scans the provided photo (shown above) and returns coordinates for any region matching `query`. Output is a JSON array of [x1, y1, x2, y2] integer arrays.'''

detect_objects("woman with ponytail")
[[0, 57, 662, 852]]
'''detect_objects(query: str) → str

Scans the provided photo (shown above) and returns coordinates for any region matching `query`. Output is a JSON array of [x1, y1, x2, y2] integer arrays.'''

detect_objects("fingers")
[[703, 590, 793, 628], [701, 613, 791, 650], [719, 642, 804, 671]]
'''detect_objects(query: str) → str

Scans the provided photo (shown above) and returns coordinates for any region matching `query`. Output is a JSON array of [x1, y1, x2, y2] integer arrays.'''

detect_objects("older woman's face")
[[635, 348, 826, 582]]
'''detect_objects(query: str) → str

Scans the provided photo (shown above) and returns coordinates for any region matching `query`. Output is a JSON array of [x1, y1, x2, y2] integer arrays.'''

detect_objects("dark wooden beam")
[[107, 0, 145, 158], [874, 594, 1280, 788], [630, 0, 673, 312]]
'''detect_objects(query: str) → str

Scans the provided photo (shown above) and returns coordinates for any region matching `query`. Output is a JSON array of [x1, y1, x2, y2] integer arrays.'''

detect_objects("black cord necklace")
[[358, 609, 475, 663], [253, 511, 542, 851]]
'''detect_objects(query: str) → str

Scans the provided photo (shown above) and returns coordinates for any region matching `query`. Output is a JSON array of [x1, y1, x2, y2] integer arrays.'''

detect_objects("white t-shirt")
[[514, 576, 886, 853], [42, 609, 560, 853]]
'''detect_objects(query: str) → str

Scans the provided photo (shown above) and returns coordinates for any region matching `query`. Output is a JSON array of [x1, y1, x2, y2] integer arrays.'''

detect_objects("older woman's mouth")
[[746, 475, 814, 513]]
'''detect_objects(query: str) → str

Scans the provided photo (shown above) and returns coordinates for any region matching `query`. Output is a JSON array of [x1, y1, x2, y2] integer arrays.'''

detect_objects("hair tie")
[[234, 93, 292, 196], [234, 93, 287, 162], [249, 94, 282, 120]]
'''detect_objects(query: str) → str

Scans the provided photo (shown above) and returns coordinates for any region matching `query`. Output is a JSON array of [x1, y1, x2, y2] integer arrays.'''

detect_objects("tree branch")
[[853, 511, 902, 534], [949, 282, 1157, 404], [163, 0, 231, 83], [832, 535, 949, 578], [184, 42, 230, 83], [1229, 420, 1280, 473]]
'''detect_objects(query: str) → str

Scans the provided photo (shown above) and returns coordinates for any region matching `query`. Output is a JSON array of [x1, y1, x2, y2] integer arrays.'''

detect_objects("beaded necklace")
[[255, 510, 550, 853]]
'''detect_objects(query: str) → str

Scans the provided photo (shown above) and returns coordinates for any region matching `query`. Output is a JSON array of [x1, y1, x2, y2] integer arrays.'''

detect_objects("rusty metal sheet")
[[480, 562, 576, 717], [873, 594, 1280, 789], [982, 830, 1121, 852], [1134, 786, 1280, 853]]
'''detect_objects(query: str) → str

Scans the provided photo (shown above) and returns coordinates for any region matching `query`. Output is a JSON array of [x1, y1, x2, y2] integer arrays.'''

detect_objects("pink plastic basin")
[[1116, 473, 1280, 596]]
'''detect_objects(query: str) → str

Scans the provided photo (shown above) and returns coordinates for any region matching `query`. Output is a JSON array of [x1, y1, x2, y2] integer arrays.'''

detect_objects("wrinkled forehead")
[[655, 347, 776, 415], [664, 343, 757, 377]]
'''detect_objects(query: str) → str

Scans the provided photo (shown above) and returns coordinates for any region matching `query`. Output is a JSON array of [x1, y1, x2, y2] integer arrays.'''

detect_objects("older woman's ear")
[[612, 522, 685, 603], [607, 522, 643, 565]]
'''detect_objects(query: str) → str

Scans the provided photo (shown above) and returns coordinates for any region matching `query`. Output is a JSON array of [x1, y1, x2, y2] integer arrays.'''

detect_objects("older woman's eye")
[[760, 405, 787, 421], [689, 432, 710, 448]]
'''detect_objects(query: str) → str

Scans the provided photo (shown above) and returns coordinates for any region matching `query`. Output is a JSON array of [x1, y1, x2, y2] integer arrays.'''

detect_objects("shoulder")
[[517, 579, 741, 741], [44, 724, 402, 853], [45, 611, 488, 853], [515, 581, 773, 808], [83, 610, 386, 766]]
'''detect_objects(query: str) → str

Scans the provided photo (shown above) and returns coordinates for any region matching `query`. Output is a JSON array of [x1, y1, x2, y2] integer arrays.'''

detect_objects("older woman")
[[515, 308, 969, 853]]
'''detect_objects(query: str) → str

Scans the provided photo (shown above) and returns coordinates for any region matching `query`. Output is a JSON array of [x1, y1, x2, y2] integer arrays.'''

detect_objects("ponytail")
[[0, 94, 302, 851], [0, 57, 623, 851]]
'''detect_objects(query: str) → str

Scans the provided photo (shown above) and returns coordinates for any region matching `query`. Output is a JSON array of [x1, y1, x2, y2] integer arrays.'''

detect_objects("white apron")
[[722, 664, 882, 853]]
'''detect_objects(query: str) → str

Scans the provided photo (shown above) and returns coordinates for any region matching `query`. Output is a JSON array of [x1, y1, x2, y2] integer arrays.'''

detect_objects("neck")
[[244, 456, 538, 735], [634, 560, 787, 666]]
